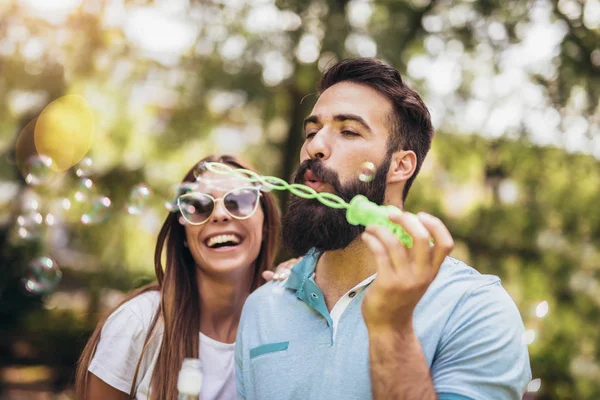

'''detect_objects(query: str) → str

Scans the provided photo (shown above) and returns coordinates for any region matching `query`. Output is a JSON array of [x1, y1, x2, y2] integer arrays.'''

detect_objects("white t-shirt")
[[88, 291, 236, 400]]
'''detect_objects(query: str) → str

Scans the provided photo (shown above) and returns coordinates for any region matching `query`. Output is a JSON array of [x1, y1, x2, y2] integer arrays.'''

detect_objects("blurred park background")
[[0, 0, 599, 398]]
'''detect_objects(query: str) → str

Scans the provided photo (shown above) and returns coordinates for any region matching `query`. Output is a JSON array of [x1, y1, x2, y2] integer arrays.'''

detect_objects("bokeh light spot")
[[34, 95, 94, 172], [527, 378, 541, 392], [536, 300, 549, 318]]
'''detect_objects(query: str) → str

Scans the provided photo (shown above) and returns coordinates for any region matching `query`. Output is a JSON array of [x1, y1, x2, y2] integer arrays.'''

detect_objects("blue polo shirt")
[[236, 250, 531, 400]]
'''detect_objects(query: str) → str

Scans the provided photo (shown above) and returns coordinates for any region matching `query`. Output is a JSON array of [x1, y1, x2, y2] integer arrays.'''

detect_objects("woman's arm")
[[85, 372, 130, 400]]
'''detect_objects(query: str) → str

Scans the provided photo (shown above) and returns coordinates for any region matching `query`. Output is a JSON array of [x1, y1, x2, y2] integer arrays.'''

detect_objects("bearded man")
[[235, 58, 531, 400]]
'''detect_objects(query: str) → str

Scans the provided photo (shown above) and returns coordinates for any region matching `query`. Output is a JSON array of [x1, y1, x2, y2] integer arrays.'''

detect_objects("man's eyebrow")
[[303, 114, 372, 132], [303, 115, 319, 130], [333, 114, 372, 133]]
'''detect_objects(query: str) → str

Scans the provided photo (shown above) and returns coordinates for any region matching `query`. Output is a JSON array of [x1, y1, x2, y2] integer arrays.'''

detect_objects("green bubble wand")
[[202, 162, 414, 248]]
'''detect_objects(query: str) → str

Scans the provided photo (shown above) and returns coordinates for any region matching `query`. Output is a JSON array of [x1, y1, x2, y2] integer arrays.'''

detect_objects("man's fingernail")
[[417, 212, 432, 221], [388, 208, 402, 218]]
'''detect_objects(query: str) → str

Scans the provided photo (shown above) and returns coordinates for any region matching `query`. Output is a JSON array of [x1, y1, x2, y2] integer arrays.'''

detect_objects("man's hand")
[[262, 257, 302, 282], [361, 211, 454, 331]]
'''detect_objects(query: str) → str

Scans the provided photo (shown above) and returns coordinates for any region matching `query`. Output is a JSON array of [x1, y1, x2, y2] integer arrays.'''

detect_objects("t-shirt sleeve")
[[431, 281, 532, 400], [88, 301, 150, 394]]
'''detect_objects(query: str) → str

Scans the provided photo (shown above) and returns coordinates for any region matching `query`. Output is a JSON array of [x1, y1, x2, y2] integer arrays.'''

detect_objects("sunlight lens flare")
[[34, 95, 94, 172]]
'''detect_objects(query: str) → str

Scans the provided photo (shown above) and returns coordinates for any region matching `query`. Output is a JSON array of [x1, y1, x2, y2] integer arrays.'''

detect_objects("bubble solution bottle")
[[177, 358, 203, 400]]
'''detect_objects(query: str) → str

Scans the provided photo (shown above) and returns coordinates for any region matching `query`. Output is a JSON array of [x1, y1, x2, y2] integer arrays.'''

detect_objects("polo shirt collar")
[[284, 248, 320, 291]]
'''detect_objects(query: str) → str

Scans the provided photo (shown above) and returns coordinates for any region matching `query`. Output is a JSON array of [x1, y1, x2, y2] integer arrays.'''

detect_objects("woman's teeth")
[[206, 234, 241, 248]]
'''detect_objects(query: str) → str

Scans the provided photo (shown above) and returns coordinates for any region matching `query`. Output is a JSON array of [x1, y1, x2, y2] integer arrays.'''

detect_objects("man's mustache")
[[293, 159, 342, 192]]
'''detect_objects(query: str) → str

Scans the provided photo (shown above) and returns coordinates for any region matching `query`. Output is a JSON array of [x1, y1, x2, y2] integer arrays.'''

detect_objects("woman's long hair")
[[75, 154, 280, 399]]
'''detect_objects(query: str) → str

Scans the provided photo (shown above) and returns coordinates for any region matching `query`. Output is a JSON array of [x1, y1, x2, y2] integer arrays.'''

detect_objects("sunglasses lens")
[[179, 194, 214, 224], [224, 188, 259, 218]]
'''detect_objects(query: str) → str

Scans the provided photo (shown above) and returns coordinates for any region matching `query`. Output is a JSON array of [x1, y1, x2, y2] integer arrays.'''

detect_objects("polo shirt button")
[[311, 293, 318, 299], [349, 291, 356, 298]]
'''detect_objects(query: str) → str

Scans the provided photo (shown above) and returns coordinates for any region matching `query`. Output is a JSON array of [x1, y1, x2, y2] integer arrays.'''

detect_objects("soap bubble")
[[164, 184, 182, 212], [526, 378, 541, 393], [75, 157, 93, 178], [165, 200, 178, 212], [24, 154, 54, 185], [193, 162, 208, 180], [359, 161, 376, 183], [74, 178, 94, 202], [15, 210, 44, 240], [127, 184, 152, 215], [178, 215, 187, 225], [81, 196, 111, 225], [165, 183, 198, 212], [21, 256, 62, 295], [535, 301, 549, 318]]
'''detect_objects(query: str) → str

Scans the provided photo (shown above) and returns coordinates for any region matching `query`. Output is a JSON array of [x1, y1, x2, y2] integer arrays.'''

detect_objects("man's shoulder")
[[425, 257, 522, 326], [243, 281, 293, 313], [433, 256, 501, 295], [418, 257, 516, 322]]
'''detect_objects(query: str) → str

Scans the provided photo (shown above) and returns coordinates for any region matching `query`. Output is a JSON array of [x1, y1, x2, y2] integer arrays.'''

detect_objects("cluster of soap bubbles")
[[12, 95, 165, 297], [22, 156, 158, 223], [15, 155, 159, 296]]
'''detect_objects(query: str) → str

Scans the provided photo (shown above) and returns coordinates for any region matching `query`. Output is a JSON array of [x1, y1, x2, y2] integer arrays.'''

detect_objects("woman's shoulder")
[[104, 290, 161, 334], [90, 290, 162, 395]]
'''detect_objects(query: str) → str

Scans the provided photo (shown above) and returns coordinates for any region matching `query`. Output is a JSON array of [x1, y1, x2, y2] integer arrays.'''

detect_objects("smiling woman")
[[74, 155, 282, 400]]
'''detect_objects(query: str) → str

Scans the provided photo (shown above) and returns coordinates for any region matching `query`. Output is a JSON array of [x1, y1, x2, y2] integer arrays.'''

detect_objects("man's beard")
[[281, 156, 391, 257]]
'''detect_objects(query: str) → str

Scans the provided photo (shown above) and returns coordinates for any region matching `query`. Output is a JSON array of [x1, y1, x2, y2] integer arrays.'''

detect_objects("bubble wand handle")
[[203, 162, 413, 247], [347, 195, 413, 247]]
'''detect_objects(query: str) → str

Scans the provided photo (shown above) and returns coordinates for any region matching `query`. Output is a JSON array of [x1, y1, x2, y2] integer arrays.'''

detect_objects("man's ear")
[[387, 150, 417, 185]]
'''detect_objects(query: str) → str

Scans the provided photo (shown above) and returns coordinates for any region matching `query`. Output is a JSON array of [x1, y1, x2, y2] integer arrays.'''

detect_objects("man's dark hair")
[[318, 58, 434, 202]]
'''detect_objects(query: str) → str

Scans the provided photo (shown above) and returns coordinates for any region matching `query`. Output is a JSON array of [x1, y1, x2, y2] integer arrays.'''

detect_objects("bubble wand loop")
[[203, 162, 414, 248]]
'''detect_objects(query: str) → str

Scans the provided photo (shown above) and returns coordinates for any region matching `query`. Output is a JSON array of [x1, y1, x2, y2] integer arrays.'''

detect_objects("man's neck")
[[314, 238, 376, 310]]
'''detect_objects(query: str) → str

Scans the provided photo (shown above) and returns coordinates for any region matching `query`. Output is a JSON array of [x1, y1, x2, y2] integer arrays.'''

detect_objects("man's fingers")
[[365, 224, 409, 273], [417, 212, 454, 271], [389, 211, 432, 274], [361, 231, 395, 280]]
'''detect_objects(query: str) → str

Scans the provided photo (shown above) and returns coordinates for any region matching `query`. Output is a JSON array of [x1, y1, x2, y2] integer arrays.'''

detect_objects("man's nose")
[[306, 130, 331, 160]]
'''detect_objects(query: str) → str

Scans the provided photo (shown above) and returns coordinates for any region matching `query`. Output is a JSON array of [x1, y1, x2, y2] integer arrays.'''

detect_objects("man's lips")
[[305, 180, 326, 191], [304, 169, 319, 182], [303, 170, 329, 192]]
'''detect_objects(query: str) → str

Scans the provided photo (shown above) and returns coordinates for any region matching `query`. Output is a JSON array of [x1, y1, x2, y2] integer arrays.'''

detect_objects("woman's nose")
[[210, 198, 231, 222]]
